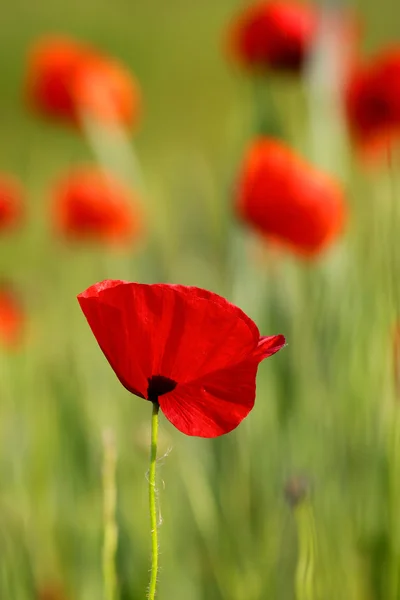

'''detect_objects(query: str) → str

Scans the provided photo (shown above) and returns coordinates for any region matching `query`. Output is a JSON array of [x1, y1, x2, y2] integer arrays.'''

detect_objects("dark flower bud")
[[284, 475, 310, 507]]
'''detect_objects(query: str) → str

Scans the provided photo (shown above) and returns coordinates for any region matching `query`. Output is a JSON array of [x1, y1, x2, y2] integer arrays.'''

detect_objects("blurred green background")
[[1, 1, 400, 599]]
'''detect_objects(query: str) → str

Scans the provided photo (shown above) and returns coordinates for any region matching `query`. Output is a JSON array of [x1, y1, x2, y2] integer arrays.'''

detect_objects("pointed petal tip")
[[256, 333, 286, 360]]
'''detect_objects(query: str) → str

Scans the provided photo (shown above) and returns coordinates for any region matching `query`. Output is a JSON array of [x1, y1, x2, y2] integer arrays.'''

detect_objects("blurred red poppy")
[[0, 285, 25, 349], [227, 1, 317, 72], [72, 55, 138, 126], [0, 176, 23, 233], [52, 167, 141, 245], [78, 280, 285, 437], [236, 138, 346, 257], [345, 48, 400, 158], [25, 36, 140, 129]]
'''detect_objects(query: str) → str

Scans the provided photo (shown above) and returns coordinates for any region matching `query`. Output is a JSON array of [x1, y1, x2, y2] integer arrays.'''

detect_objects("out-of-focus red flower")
[[72, 56, 139, 127], [235, 138, 346, 257], [52, 167, 141, 245], [25, 38, 85, 123], [0, 284, 25, 349], [78, 280, 285, 437], [345, 48, 400, 158], [0, 176, 23, 233], [227, 1, 317, 72], [25, 36, 140, 129]]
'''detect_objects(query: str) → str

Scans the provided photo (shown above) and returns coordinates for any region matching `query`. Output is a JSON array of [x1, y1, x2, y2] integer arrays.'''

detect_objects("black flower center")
[[147, 375, 177, 402]]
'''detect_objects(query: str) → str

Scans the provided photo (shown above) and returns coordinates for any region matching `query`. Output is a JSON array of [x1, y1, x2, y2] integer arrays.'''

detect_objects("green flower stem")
[[102, 429, 118, 600], [148, 401, 160, 600], [388, 410, 400, 600], [294, 500, 316, 600], [387, 146, 400, 600], [80, 110, 145, 191], [251, 76, 282, 138]]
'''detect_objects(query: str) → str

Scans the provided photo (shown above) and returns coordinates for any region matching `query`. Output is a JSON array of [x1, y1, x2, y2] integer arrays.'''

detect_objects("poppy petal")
[[78, 280, 150, 397], [78, 281, 260, 397], [148, 285, 260, 382], [158, 358, 261, 437], [253, 334, 286, 359]]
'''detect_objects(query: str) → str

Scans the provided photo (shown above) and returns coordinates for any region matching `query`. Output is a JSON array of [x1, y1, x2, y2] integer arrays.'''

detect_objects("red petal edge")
[[159, 334, 285, 437]]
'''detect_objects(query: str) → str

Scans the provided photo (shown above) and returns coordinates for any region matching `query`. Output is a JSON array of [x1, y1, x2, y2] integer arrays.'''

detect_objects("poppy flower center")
[[147, 375, 177, 401]]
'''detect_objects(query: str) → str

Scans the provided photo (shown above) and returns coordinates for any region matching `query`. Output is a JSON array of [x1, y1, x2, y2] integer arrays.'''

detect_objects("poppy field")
[[1, 1, 400, 599]]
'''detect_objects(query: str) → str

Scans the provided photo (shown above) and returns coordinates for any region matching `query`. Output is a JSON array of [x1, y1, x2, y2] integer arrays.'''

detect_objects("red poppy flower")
[[345, 48, 400, 158], [72, 55, 139, 127], [52, 167, 141, 245], [235, 138, 346, 257], [0, 285, 25, 349], [227, 1, 317, 72], [78, 280, 285, 437], [0, 175, 23, 233], [25, 36, 140, 129]]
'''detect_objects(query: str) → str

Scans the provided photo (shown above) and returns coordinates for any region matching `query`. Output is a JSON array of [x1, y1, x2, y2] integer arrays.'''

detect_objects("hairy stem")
[[148, 401, 160, 600]]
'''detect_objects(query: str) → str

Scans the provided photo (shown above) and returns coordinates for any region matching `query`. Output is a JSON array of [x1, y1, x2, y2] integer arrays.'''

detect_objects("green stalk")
[[148, 402, 160, 600], [294, 500, 317, 600], [388, 410, 400, 600], [386, 146, 400, 600]]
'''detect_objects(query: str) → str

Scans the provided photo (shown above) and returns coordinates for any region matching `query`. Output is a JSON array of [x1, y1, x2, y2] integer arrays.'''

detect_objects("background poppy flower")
[[235, 138, 346, 257], [345, 48, 400, 157], [227, 1, 317, 72], [72, 55, 140, 128], [78, 280, 285, 438], [0, 284, 25, 349], [0, 175, 24, 233], [25, 37, 86, 124], [25, 36, 140, 129], [52, 167, 142, 245]]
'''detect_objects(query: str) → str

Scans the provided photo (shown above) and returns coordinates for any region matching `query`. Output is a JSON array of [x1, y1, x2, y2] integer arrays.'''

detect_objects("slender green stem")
[[294, 500, 317, 600], [80, 109, 146, 191], [388, 410, 400, 600], [251, 76, 282, 138], [102, 429, 118, 600], [386, 145, 400, 600], [148, 401, 160, 600]]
